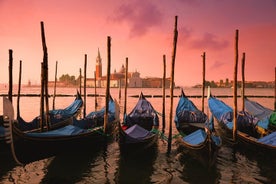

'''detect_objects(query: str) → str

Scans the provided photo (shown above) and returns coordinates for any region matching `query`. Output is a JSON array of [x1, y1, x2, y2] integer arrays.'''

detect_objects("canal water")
[[0, 87, 275, 183]]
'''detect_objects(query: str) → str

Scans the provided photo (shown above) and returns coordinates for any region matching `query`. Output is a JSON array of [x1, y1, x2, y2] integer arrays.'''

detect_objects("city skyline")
[[0, 0, 275, 87]]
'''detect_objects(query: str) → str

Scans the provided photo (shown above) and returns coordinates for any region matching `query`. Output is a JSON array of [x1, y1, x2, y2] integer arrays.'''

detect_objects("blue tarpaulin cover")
[[183, 129, 206, 145], [175, 90, 207, 128], [26, 125, 87, 137], [257, 131, 276, 146], [17, 92, 83, 131], [125, 124, 152, 140], [208, 96, 233, 129], [124, 92, 159, 129], [73, 97, 116, 129]]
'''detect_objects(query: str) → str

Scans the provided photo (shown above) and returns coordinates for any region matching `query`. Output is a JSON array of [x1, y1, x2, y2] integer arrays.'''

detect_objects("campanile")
[[95, 48, 102, 79]]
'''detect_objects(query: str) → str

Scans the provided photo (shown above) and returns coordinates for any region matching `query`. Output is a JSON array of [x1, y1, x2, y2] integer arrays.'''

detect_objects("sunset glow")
[[1, 0, 275, 87]]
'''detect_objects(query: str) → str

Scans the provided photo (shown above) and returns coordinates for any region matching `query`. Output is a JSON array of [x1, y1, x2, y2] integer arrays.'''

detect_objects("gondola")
[[3, 96, 120, 165], [174, 90, 221, 166], [208, 93, 276, 154], [15, 91, 83, 132], [118, 92, 159, 151]]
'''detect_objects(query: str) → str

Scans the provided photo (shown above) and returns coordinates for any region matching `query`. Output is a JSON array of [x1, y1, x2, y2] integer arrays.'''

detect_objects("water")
[[0, 87, 275, 183]]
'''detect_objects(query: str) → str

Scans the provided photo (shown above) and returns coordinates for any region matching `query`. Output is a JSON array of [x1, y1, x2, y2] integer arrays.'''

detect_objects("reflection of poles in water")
[[115, 145, 158, 183], [102, 143, 110, 184]]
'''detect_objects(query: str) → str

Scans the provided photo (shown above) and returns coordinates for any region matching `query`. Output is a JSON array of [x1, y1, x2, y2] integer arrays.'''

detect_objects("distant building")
[[82, 49, 172, 88]]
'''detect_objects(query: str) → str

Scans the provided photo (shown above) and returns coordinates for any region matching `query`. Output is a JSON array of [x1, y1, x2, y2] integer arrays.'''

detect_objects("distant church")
[[86, 49, 143, 88]]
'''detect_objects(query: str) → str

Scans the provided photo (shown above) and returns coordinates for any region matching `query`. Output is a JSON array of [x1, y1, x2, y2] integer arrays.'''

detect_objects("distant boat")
[[3, 96, 120, 165], [118, 92, 159, 151], [174, 89, 221, 166], [208, 93, 276, 155]]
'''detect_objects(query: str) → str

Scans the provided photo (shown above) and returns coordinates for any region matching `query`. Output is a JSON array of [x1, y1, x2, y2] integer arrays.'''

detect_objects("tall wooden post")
[[123, 58, 128, 117], [274, 67, 276, 111], [53, 61, 58, 110], [94, 71, 98, 110], [202, 52, 206, 113], [17, 60, 22, 119], [41, 21, 50, 130], [241, 53, 245, 111], [104, 36, 111, 133], [162, 55, 166, 134], [8, 49, 13, 103], [167, 16, 178, 154], [79, 68, 82, 96], [40, 62, 45, 131], [83, 54, 87, 118], [233, 29, 239, 142]]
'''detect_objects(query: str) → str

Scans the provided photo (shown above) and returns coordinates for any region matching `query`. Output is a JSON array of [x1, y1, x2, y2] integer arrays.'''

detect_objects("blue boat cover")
[[26, 125, 87, 137], [237, 111, 258, 136], [209, 96, 263, 136], [257, 131, 276, 146], [73, 97, 116, 129], [211, 135, 222, 146], [245, 98, 274, 129], [175, 90, 207, 128], [124, 92, 159, 129], [245, 98, 273, 120], [49, 92, 83, 119], [183, 129, 206, 145], [17, 92, 83, 131], [125, 124, 152, 139], [0, 126, 4, 137], [208, 96, 233, 129]]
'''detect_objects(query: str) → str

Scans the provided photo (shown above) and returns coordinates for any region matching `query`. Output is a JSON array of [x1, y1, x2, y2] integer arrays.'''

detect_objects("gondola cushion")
[[183, 129, 206, 145], [125, 124, 152, 139], [257, 131, 276, 146]]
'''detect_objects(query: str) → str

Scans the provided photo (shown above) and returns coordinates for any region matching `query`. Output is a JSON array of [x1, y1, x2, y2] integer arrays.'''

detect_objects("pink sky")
[[0, 0, 275, 87]]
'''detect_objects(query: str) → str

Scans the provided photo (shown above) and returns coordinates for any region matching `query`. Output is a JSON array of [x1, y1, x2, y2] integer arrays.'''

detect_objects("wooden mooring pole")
[[53, 61, 58, 110], [104, 36, 111, 133], [162, 55, 166, 134], [241, 52, 245, 111], [41, 21, 50, 130], [123, 58, 128, 117], [17, 60, 22, 119], [8, 49, 13, 103], [83, 54, 87, 118], [167, 16, 178, 154], [233, 29, 239, 142], [202, 52, 206, 113]]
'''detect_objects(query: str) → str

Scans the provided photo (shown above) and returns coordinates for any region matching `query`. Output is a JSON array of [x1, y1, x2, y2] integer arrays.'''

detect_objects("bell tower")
[[95, 48, 102, 79]]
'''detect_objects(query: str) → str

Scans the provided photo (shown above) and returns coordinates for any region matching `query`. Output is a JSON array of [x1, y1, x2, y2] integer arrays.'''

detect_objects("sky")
[[0, 0, 276, 87]]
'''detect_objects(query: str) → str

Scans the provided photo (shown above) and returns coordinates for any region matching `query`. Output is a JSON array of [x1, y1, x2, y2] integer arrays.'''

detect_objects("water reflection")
[[0, 149, 16, 179], [115, 143, 158, 184], [41, 143, 105, 183], [178, 152, 220, 184]]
